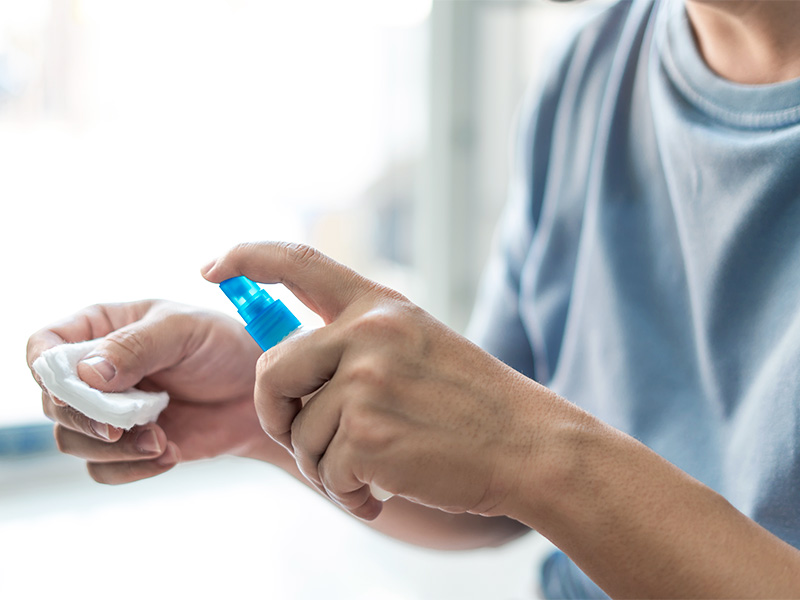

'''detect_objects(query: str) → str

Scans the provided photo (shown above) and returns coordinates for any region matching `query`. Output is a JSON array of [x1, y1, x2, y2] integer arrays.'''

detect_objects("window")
[[3, 0, 428, 426], [2, 2, 602, 597]]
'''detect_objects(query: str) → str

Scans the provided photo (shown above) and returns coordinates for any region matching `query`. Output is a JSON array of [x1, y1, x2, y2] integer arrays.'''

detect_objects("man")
[[27, 0, 800, 596]]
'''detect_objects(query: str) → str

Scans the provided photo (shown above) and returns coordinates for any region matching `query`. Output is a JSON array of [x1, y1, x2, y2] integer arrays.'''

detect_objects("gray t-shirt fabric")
[[467, 0, 800, 596]]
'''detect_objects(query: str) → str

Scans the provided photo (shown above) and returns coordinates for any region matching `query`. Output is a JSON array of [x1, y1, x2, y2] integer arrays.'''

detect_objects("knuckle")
[[159, 309, 203, 344], [86, 303, 108, 315], [289, 410, 314, 459], [252, 398, 286, 441], [318, 465, 334, 494], [255, 345, 279, 376], [346, 358, 391, 392], [82, 303, 115, 331], [352, 305, 431, 367], [253, 403, 272, 437], [53, 424, 68, 453], [230, 241, 259, 258], [294, 451, 320, 485], [281, 242, 322, 271], [61, 406, 101, 440], [262, 421, 286, 446], [255, 340, 297, 393], [289, 412, 304, 442], [74, 411, 95, 437], [86, 463, 110, 484], [317, 456, 342, 493], [219, 242, 261, 274], [82, 303, 107, 321], [87, 461, 140, 485], [161, 309, 193, 331], [104, 327, 149, 363], [349, 306, 419, 346], [341, 408, 390, 453], [262, 424, 278, 441], [255, 350, 282, 399], [352, 309, 397, 336], [257, 408, 276, 435]]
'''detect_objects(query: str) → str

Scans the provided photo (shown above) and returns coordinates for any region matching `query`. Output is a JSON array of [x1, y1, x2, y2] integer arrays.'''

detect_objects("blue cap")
[[220, 276, 301, 351]]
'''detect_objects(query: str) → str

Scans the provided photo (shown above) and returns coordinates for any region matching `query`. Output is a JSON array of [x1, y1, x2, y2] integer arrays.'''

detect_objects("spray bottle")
[[219, 275, 392, 501]]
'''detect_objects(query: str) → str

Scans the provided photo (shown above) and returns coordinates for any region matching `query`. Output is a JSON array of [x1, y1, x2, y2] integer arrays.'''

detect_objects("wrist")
[[214, 395, 292, 466], [500, 385, 604, 528], [234, 428, 296, 469]]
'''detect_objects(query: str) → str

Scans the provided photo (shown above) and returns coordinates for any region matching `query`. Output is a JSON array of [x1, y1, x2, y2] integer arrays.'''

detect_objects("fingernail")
[[200, 259, 217, 276], [90, 420, 111, 441], [80, 356, 117, 382], [135, 428, 162, 454], [156, 443, 178, 467]]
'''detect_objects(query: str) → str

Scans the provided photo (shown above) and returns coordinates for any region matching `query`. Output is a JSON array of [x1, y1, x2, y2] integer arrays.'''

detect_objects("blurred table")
[[1, 451, 552, 600]]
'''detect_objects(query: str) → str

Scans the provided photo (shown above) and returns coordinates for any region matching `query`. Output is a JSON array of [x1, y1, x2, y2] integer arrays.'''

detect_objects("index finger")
[[201, 242, 378, 324]]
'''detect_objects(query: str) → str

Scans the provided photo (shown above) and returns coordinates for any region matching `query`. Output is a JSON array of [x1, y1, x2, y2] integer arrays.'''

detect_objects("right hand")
[[26, 300, 287, 483]]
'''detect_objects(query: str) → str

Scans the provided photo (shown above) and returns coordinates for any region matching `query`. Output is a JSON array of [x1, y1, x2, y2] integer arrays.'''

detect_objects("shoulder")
[[513, 0, 656, 225], [522, 0, 652, 137]]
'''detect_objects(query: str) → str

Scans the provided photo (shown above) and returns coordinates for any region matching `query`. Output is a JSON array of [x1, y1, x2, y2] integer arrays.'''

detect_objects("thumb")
[[76, 311, 192, 392], [201, 242, 378, 323]]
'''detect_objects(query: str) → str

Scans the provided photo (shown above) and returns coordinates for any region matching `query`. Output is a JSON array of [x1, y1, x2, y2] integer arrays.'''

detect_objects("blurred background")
[[1, 0, 604, 597]]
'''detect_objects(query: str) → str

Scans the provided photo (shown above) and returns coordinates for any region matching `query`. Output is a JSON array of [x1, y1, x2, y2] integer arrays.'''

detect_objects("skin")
[[27, 242, 800, 597], [686, 0, 800, 84], [25, 2, 800, 595], [25, 256, 526, 551]]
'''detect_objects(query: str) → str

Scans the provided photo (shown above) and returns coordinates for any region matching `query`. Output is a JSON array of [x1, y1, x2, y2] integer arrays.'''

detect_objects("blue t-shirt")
[[468, 0, 800, 596]]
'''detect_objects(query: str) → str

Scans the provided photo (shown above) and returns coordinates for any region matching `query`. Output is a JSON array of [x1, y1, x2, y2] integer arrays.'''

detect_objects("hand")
[[202, 242, 553, 520], [27, 300, 284, 483]]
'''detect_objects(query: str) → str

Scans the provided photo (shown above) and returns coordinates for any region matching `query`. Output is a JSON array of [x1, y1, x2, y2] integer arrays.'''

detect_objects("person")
[[27, 0, 800, 596]]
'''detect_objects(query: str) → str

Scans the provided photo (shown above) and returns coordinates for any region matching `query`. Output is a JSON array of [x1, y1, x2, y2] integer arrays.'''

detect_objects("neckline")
[[656, 0, 800, 129]]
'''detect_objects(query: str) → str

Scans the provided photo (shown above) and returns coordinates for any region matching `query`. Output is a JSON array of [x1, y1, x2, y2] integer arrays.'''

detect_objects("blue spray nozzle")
[[220, 276, 261, 308], [219, 276, 301, 351], [220, 275, 273, 322]]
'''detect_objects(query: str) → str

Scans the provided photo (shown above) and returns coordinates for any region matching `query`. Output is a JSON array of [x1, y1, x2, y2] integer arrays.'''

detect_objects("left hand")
[[202, 242, 557, 520], [27, 300, 287, 484]]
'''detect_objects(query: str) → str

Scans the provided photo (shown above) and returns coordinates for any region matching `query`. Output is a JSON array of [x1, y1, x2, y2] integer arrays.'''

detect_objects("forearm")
[[513, 402, 800, 598]]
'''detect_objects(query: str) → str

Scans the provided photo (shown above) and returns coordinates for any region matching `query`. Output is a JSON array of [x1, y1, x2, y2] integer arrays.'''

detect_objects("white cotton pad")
[[32, 340, 169, 430]]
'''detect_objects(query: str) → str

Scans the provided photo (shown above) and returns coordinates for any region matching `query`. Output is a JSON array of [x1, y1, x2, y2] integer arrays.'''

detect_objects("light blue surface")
[[469, 0, 800, 596], [220, 276, 301, 351], [0, 423, 55, 457]]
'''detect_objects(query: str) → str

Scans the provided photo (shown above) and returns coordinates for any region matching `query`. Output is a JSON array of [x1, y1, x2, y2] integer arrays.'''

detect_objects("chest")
[[517, 104, 800, 531]]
